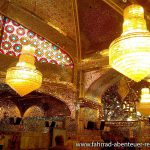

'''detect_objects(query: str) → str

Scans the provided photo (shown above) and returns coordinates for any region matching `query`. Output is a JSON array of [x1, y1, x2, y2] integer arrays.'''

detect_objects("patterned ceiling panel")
[[0, 16, 73, 67], [78, 0, 123, 55], [10, 0, 76, 40]]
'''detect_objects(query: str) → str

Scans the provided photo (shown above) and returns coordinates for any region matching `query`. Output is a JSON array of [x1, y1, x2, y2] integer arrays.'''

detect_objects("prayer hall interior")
[[0, 0, 150, 150]]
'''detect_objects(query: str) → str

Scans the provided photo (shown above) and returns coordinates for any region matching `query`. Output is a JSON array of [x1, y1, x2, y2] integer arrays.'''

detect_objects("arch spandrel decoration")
[[23, 106, 45, 118], [86, 69, 122, 102], [38, 82, 76, 118], [0, 99, 21, 119], [0, 15, 73, 67]]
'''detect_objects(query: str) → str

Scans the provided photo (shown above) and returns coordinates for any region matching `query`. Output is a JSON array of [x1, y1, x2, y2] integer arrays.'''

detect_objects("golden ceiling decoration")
[[10, 0, 75, 39], [109, 4, 150, 82]]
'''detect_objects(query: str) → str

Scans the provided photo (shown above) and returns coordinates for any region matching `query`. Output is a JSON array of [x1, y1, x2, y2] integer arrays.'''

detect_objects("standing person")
[[49, 135, 70, 150], [0, 132, 5, 150], [10, 133, 17, 150]]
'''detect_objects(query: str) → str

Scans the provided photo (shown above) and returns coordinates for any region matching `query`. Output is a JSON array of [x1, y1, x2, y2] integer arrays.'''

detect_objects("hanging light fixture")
[[136, 88, 150, 116], [109, 4, 150, 82], [140, 88, 150, 103], [6, 45, 42, 96]]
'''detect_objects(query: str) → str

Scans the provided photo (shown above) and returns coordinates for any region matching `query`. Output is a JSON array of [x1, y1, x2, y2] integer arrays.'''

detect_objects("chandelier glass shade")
[[140, 88, 150, 103], [6, 46, 42, 96], [109, 4, 150, 82], [136, 88, 150, 116]]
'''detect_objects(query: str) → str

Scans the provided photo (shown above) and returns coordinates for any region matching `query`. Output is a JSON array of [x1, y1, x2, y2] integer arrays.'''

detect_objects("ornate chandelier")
[[136, 88, 150, 116], [109, 4, 150, 82], [6, 46, 42, 96], [140, 88, 150, 103]]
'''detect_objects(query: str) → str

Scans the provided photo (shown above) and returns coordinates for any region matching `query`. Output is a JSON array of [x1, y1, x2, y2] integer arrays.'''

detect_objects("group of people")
[[0, 131, 138, 150]]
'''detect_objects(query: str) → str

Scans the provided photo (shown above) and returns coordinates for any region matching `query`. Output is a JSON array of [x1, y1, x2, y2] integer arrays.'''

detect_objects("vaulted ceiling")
[[1, 0, 150, 58]]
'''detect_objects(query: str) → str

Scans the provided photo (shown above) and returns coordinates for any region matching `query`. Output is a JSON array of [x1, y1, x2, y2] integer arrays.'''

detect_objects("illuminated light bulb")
[[109, 5, 150, 82], [6, 46, 42, 96], [127, 116, 133, 121], [130, 107, 133, 112], [123, 104, 126, 109]]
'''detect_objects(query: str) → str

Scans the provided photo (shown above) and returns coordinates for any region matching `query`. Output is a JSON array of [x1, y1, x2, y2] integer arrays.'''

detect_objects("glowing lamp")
[[136, 88, 150, 116], [6, 46, 42, 96], [140, 88, 150, 103], [109, 5, 150, 82]]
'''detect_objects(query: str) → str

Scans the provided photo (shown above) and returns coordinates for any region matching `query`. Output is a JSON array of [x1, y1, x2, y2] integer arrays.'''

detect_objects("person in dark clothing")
[[0, 132, 4, 150], [49, 135, 70, 150]]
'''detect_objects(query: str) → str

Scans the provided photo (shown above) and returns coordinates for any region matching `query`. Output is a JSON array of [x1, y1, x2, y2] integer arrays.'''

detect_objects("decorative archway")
[[86, 69, 122, 101]]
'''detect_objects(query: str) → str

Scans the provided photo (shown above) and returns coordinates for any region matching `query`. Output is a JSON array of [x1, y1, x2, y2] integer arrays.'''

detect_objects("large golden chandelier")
[[6, 46, 42, 96], [109, 4, 150, 82]]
